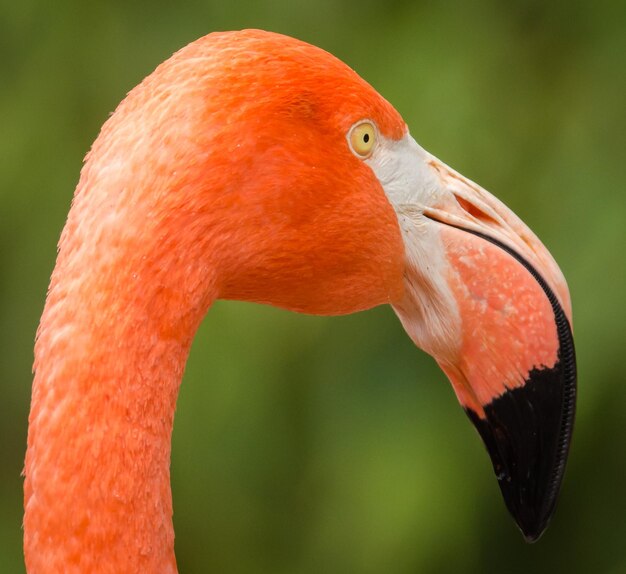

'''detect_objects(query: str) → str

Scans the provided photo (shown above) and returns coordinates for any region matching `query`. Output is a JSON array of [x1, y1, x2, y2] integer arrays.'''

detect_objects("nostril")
[[456, 195, 499, 226]]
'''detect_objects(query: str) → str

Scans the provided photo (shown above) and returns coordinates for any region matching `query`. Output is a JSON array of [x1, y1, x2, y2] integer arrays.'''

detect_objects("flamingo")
[[24, 29, 576, 573]]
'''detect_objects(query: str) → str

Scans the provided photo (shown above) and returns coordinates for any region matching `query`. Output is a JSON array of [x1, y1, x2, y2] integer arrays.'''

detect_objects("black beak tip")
[[465, 336, 576, 542]]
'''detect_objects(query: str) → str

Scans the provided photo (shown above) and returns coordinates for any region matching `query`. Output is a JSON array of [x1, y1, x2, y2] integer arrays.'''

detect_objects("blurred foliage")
[[1, 0, 625, 572]]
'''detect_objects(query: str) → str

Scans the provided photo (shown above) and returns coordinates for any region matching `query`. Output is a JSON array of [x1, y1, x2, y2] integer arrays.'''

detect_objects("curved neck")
[[24, 231, 218, 572]]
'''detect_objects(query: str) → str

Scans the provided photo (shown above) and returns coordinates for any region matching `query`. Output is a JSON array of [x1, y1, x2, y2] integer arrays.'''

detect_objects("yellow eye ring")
[[348, 120, 377, 158]]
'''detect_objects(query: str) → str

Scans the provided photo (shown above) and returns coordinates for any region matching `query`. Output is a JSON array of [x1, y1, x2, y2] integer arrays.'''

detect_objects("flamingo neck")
[[24, 226, 218, 573]]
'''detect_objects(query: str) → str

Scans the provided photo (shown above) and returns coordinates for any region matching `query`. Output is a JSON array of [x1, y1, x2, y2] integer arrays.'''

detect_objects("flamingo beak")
[[388, 150, 577, 542]]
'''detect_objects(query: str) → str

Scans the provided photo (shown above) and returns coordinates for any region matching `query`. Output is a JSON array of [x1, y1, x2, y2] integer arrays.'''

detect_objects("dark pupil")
[[363, 133, 370, 143]]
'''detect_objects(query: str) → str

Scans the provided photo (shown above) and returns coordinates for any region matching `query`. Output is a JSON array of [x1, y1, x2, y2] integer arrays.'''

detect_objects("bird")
[[24, 29, 576, 573]]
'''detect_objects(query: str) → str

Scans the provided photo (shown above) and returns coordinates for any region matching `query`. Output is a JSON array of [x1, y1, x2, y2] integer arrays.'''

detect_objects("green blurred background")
[[2, 1, 625, 572]]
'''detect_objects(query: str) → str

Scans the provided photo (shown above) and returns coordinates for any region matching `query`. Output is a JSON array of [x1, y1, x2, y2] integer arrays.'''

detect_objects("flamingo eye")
[[348, 120, 377, 158]]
